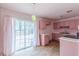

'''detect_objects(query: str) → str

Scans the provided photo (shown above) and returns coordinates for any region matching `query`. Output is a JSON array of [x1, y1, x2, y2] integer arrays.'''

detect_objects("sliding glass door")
[[14, 19, 35, 51]]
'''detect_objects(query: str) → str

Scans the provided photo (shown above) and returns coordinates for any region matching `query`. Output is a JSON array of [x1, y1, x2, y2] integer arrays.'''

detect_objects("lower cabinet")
[[60, 39, 78, 56], [52, 33, 62, 41], [40, 34, 51, 46]]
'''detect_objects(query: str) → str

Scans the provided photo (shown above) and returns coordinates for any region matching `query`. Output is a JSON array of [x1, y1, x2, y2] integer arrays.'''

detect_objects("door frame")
[[11, 17, 38, 55]]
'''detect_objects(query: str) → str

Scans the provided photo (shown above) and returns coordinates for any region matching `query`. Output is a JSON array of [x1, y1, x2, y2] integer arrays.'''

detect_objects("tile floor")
[[13, 40, 60, 56]]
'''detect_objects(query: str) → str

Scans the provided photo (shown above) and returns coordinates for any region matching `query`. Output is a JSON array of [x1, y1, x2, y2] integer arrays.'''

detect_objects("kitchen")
[[39, 15, 79, 56], [1, 3, 79, 56]]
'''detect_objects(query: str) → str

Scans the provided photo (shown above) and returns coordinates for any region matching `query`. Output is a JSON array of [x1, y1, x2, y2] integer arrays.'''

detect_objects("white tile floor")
[[13, 40, 59, 56], [14, 34, 34, 51]]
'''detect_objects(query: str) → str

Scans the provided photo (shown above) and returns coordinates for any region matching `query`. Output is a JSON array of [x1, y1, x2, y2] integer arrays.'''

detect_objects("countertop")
[[59, 37, 79, 43]]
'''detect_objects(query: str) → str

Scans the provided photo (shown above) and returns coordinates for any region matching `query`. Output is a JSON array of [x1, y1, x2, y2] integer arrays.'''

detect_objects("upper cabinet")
[[54, 20, 77, 30], [68, 20, 76, 30], [53, 22, 59, 29], [39, 20, 46, 30], [39, 20, 51, 30], [75, 19, 79, 30], [54, 21, 68, 29]]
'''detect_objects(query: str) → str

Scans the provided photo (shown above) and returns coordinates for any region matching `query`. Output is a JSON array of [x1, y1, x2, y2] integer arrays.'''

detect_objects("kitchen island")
[[59, 36, 79, 56]]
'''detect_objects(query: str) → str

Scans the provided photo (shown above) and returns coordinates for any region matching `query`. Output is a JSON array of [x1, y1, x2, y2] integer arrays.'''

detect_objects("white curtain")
[[0, 14, 4, 55], [3, 15, 12, 56], [0, 15, 38, 56]]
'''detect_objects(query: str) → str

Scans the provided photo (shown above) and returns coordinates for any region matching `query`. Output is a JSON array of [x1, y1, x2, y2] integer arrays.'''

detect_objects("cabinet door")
[[59, 21, 66, 28], [64, 21, 69, 26], [52, 33, 62, 41], [53, 23, 58, 29], [60, 40, 78, 56], [52, 33, 55, 40], [75, 19, 79, 30], [54, 22, 61, 29], [69, 20, 76, 30], [41, 34, 49, 46], [39, 20, 46, 30], [57, 22, 61, 29]]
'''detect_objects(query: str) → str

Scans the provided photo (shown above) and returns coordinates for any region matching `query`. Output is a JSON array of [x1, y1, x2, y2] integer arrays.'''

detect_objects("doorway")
[[12, 18, 36, 52]]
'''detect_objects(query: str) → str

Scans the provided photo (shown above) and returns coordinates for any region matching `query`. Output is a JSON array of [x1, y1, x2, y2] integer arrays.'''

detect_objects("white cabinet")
[[60, 37, 78, 56]]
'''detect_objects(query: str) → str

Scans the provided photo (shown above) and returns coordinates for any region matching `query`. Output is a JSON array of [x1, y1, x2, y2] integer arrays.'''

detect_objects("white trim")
[[55, 16, 79, 22]]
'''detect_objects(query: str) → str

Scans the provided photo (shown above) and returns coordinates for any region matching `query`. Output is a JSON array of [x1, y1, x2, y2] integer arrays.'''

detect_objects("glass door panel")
[[14, 19, 35, 51]]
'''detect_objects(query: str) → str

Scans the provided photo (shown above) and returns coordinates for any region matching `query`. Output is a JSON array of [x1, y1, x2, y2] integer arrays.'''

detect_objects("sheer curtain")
[[2, 15, 12, 56], [0, 15, 38, 56]]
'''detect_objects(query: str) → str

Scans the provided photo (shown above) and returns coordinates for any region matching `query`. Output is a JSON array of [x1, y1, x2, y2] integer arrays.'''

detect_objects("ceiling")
[[0, 3, 79, 20]]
